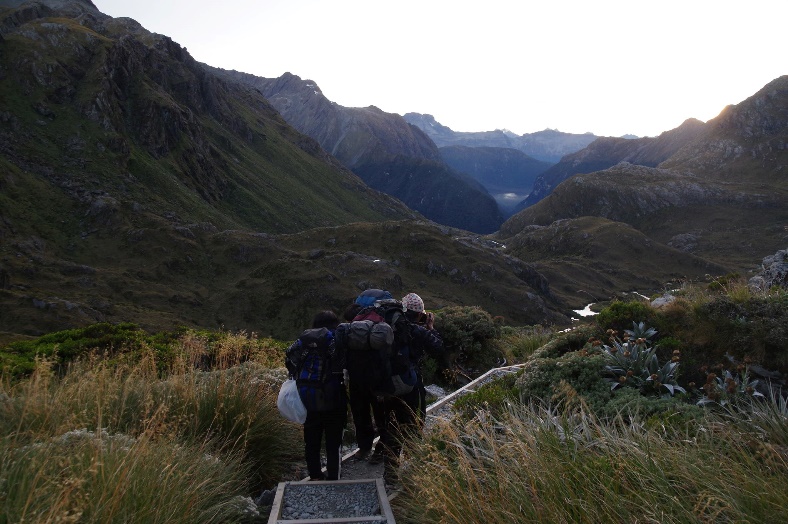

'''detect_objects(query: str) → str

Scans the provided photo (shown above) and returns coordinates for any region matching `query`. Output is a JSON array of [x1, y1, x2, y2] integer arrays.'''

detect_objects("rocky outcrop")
[[749, 249, 788, 291]]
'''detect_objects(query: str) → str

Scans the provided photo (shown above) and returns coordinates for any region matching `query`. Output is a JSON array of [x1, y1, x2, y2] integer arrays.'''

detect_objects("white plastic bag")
[[277, 379, 307, 424]]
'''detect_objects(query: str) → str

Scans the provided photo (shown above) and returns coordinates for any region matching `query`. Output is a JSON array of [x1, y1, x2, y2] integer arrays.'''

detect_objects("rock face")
[[211, 68, 503, 233], [403, 113, 599, 164], [749, 249, 788, 291]]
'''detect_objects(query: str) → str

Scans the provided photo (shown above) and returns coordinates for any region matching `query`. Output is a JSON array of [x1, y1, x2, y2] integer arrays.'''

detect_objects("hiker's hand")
[[424, 312, 435, 330]]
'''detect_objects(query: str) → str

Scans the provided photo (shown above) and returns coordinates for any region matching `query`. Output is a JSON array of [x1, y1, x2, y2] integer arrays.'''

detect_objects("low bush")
[[595, 300, 654, 333], [451, 371, 520, 422], [516, 352, 612, 412], [434, 306, 502, 372]]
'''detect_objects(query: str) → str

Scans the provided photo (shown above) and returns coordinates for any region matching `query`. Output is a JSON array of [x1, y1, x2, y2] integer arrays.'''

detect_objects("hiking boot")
[[368, 449, 384, 465]]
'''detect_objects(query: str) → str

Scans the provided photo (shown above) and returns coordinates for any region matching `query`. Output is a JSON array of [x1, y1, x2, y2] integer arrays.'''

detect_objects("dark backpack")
[[341, 303, 417, 397], [288, 328, 344, 412]]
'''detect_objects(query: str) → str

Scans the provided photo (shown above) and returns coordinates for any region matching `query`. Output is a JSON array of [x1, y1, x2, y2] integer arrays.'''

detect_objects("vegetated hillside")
[[0, 213, 570, 343], [519, 118, 708, 210], [0, 1, 415, 232], [211, 69, 502, 233], [403, 113, 599, 163], [0, 0, 441, 340], [499, 76, 788, 288], [439, 145, 552, 215], [500, 216, 728, 307]]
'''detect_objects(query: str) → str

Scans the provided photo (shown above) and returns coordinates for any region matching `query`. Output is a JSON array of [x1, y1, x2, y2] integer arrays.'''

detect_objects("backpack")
[[288, 328, 344, 412], [341, 303, 417, 397]]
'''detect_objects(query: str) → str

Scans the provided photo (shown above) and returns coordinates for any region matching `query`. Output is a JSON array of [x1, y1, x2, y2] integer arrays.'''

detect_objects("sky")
[[93, 0, 786, 138]]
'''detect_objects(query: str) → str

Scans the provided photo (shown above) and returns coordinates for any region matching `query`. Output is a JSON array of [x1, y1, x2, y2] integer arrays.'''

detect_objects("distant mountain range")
[[403, 113, 600, 164], [0, 0, 785, 344]]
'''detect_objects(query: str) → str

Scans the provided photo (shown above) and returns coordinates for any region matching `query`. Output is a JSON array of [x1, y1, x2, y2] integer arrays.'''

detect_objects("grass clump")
[[0, 334, 301, 522], [0, 431, 253, 524], [395, 401, 788, 523], [451, 371, 520, 422]]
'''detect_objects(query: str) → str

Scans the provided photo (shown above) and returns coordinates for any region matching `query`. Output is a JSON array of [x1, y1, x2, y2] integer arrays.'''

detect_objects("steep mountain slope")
[[520, 118, 708, 209], [211, 69, 502, 233], [439, 145, 552, 215], [211, 71, 442, 168], [352, 157, 503, 234], [0, 0, 415, 234], [0, 0, 563, 342], [660, 77, 788, 186], [500, 76, 788, 276], [403, 113, 599, 163]]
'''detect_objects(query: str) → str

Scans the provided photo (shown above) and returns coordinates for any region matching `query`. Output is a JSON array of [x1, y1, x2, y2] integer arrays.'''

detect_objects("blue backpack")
[[288, 328, 344, 412]]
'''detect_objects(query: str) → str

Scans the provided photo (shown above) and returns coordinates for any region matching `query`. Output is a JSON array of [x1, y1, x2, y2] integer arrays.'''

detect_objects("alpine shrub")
[[595, 301, 654, 333], [434, 306, 501, 370], [516, 352, 611, 412]]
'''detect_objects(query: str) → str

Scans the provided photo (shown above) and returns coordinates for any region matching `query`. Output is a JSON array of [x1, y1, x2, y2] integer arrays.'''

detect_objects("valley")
[[0, 0, 786, 346]]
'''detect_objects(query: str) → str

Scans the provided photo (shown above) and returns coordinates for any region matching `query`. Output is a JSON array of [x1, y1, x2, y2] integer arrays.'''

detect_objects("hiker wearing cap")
[[378, 292, 443, 485], [401, 292, 440, 424]]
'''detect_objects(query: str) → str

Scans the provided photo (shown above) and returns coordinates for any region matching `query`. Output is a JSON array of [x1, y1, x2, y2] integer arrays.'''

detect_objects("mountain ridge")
[[403, 113, 600, 164], [208, 68, 503, 233], [519, 118, 709, 210]]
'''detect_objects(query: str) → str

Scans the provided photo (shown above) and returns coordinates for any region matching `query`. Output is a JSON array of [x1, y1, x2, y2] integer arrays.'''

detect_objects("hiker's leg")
[[382, 396, 409, 478], [324, 408, 347, 480], [416, 376, 427, 431], [303, 411, 325, 479], [348, 382, 374, 452], [384, 389, 420, 480], [372, 394, 386, 452]]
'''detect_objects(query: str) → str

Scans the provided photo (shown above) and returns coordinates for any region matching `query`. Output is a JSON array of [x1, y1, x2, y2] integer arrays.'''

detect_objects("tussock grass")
[[396, 401, 788, 523], [500, 325, 555, 362], [0, 431, 250, 523], [0, 333, 300, 522]]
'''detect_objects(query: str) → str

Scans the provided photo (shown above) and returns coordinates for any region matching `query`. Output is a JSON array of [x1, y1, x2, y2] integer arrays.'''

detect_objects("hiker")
[[342, 290, 389, 464], [378, 292, 443, 484], [285, 311, 347, 481]]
